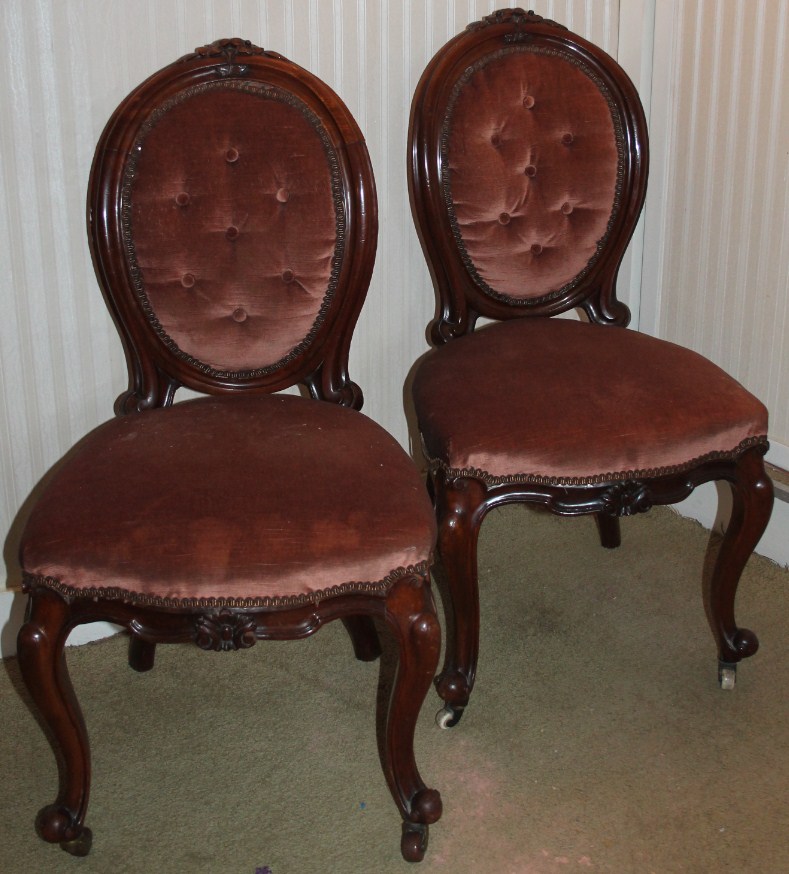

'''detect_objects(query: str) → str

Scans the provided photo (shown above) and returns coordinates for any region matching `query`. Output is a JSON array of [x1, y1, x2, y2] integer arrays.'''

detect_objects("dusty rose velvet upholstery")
[[21, 395, 436, 603], [129, 84, 340, 373], [445, 48, 620, 300], [414, 318, 768, 483], [407, 10, 773, 728]]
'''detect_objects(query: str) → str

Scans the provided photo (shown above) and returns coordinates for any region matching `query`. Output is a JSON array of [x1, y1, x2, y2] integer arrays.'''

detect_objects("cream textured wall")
[[643, 0, 789, 470]]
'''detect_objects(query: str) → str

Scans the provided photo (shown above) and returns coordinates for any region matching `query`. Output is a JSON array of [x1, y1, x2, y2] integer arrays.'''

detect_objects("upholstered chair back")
[[408, 10, 648, 339], [89, 39, 376, 411]]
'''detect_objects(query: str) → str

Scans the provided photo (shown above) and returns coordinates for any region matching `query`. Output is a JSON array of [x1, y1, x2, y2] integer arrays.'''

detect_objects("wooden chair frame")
[[407, 11, 773, 728]]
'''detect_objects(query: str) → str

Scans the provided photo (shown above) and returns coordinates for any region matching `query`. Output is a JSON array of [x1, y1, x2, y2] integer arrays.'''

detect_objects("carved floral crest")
[[195, 609, 257, 651], [599, 482, 654, 517], [467, 8, 567, 35], [182, 38, 279, 77]]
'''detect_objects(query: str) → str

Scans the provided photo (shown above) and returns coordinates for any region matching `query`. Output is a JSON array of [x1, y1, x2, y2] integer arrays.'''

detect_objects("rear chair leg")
[[433, 475, 487, 728]]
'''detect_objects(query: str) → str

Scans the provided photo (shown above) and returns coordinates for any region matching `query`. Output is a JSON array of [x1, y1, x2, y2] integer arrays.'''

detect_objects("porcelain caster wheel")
[[60, 827, 92, 857], [718, 661, 737, 691], [436, 704, 464, 729], [401, 822, 428, 862]]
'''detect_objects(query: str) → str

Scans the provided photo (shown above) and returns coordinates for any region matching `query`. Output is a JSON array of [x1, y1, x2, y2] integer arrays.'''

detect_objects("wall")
[[642, 0, 789, 557], [2, 0, 787, 654]]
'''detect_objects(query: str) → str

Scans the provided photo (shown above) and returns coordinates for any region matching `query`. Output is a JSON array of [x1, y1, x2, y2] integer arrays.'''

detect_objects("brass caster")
[[436, 704, 463, 729], [718, 661, 737, 691], [401, 821, 428, 863], [60, 827, 92, 857]]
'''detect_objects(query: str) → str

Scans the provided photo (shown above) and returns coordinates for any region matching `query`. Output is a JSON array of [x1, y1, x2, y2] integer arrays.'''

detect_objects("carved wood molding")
[[467, 8, 568, 34], [194, 609, 258, 651], [598, 481, 653, 516], [183, 38, 279, 77]]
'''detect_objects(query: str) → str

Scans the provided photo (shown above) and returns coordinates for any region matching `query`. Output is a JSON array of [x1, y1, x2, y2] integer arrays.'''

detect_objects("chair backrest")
[[89, 39, 377, 412], [408, 9, 648, 343]]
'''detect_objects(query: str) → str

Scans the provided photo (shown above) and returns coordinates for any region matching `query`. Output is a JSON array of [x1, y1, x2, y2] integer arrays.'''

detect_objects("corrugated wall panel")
[[0, 0, 619, 588], [644, 0, 789, 464]]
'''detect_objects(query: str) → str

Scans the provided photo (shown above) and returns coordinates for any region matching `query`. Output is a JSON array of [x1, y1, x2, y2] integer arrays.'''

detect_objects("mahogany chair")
[[16, 39, 441, 862], [408, 10, 773, 728]]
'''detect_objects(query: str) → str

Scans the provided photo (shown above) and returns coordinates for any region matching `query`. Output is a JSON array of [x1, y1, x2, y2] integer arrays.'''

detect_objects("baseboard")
[[0, 590, 121, 658], [672, 477, 789, 569]]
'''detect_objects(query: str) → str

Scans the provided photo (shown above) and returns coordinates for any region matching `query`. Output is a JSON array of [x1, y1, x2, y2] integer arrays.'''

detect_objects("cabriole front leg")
[[705, 448, 773, 689], [16, 588, 93, 855], [433, 474, 487, 728], [382, 575, 442, 862]]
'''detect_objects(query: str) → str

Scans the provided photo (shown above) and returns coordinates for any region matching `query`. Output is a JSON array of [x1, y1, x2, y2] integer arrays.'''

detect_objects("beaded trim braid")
[[21, 562, 431, 609], [424, 435, 769, 488]]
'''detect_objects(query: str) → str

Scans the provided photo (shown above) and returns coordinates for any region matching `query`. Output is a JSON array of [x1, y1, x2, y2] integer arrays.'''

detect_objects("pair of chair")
[[15, 10, 772, 865]]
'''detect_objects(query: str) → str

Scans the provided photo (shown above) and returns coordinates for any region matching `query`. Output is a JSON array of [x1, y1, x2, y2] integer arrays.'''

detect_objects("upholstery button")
[[282, 269, 295, 283], [524, 164, 537, 177], [523, 95, 535, 109], [562, 132, 574, 145], [181, 273, 195, 288], [276, 188, 290, 203], [531, 243, 543, 255], [225, 147, 239, 163], [175, 192, 190, 207], [561, 201, 574, 215], [498, 212, 511, 225], [490, 133, 501, 147], [232, 307, 247, 322], [226, 225, 239, 241]]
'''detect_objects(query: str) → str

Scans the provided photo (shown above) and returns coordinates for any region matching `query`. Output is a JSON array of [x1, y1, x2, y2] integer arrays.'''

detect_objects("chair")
[[407, 9, 773, 728], [16, 39, 441, 862]]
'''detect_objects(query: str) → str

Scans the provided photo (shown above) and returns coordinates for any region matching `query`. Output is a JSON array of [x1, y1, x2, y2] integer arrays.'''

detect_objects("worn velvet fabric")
[[444, 47, 620, 300], [413, 319, 768, 483], [129, 82, 339, 374], [21, 395, 436, 603]]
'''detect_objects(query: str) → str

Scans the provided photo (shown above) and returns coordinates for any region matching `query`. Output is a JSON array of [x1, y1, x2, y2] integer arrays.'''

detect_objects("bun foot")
[[36, 804, 92, 856], [401, 822, 428, 863]]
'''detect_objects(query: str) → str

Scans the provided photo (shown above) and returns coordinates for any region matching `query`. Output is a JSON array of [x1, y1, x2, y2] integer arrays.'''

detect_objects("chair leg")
[[433, 475, 487, 728], [596, 513, 622, 549], [128, 634, 156, 672], [381, 574, 442, 862], [705, 448, 773, 688], [16, 589, 93, 856], [342, 615, 382, 662]]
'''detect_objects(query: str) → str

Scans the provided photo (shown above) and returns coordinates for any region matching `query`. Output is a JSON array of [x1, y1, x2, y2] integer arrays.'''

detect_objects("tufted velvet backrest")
[[89, 40, 377, 411], [408, 10, 648, 342]]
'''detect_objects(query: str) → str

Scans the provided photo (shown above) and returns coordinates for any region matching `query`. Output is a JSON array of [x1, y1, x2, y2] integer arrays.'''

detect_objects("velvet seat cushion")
[[413, 318, 768, 484], [21, 395, 436, 605]]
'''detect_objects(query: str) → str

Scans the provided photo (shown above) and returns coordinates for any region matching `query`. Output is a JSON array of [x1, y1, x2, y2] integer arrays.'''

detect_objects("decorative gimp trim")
[[425, 435, 769, 487], [21, 562, 431, 609]]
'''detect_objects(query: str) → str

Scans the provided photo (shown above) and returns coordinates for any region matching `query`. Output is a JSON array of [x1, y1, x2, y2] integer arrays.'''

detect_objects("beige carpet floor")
[[1, 506, 787, 873]]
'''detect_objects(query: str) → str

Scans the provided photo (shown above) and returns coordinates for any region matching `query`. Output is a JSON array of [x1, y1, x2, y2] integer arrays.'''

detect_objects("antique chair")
[[408, 10, 773, 728], [17, 39, 441, 862]]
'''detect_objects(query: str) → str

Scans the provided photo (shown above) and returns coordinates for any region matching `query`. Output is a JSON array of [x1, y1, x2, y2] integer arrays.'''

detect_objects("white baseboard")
[[0, 590, 122, 658], [672, 478, 789, 569]]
